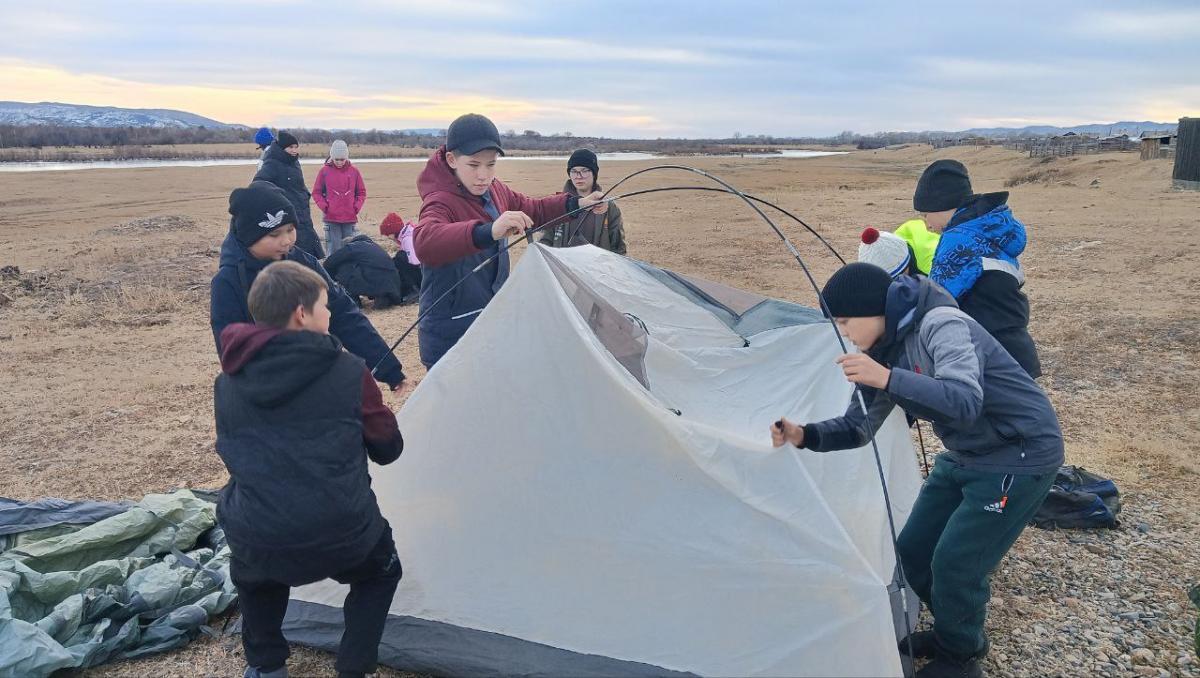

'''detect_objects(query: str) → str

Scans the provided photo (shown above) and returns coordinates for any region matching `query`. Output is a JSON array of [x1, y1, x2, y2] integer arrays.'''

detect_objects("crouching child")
[[770, 263, 1063, 678], [214, 260, 404, 678]]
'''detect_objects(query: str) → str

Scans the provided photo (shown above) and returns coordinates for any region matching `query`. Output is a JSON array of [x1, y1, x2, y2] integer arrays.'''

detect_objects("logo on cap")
[[258, 210, 287, 229]]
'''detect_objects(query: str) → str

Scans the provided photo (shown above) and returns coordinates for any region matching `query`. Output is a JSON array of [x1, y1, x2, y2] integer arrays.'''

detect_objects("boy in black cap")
[[412, 113, 607, 367], [913, 159, 1041, 378], [539, 149, 627, 253], [215, 260, 404, 678], [770, 262, 1063, 678], [210, 181, 408, 391]]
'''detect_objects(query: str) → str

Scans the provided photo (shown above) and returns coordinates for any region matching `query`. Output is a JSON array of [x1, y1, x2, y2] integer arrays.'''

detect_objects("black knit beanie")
[[820, 262, 894, 318], [275, 130, 299, 149], [229, 181, 295, 248], [567, 149, 599, 178], [913, 159, 972, 212]]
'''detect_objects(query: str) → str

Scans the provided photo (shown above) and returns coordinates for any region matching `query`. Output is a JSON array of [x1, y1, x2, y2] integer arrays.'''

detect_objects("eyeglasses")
[[569, 169, 593, 179]]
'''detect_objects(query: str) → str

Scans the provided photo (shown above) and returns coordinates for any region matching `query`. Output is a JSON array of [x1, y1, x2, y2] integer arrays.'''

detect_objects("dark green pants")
[[896, 458, 1054, 658]]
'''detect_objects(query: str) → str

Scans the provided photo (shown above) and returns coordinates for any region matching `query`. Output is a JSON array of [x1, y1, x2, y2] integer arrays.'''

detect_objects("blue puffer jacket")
[[209, 230, 405, 387], [930, 192, 1026, 300]]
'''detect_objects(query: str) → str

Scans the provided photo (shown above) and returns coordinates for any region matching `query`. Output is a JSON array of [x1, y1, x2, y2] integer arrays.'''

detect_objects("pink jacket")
[[313, 160, 366, 223]]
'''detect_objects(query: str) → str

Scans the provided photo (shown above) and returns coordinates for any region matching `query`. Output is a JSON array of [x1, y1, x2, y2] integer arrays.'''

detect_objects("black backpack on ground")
[[1032, 465, 1121, 530]]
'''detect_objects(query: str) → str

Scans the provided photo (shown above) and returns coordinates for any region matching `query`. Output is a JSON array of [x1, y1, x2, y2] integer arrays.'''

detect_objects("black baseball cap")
[[446, 113, 505, 156]]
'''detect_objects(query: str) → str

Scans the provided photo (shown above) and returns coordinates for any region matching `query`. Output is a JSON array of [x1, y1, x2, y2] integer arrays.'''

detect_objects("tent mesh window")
[[541, 250, 651, 388]]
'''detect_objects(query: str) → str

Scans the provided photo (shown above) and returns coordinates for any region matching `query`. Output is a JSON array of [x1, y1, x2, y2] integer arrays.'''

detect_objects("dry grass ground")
[[0, 145, 1197, 676]]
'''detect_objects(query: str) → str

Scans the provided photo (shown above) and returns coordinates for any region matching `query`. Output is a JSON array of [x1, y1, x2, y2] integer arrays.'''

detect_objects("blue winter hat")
[[253, 127, 274, 148]]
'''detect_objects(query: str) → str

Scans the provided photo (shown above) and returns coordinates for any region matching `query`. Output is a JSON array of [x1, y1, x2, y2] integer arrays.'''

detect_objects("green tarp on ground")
[[0, 490, 237, 678]]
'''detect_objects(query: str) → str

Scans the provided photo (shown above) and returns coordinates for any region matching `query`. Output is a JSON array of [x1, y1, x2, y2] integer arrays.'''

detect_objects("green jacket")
[[539, 180, 627, 254]]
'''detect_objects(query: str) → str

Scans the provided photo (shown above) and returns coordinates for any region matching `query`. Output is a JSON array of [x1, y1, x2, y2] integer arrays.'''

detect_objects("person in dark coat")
[[253, 130, 325, 258], [214, 260, 404, 678], [539, 149, 627, 254], [210, 181, 406, 390], [915, 160, 1041, 378], [323, 233, 407, 309]]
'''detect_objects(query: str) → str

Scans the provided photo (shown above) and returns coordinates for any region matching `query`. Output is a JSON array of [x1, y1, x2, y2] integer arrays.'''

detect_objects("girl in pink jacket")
[[313, 139, 367, 255]]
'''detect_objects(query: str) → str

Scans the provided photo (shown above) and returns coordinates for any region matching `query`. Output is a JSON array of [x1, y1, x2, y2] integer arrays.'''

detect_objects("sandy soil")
[[1, 145, 1197, 676]]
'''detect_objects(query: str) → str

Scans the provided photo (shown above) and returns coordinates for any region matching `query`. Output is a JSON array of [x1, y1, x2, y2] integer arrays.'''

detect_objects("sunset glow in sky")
[[2, 1, 1197, 136]]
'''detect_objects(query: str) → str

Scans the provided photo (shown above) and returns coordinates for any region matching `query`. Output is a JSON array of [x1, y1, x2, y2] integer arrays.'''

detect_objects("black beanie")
[[913, 159, 972, 212], [229, 181, 295, 248], [567, 149, 599, 177], [820, 262, 894, 318], [275, 130, 299, 149]]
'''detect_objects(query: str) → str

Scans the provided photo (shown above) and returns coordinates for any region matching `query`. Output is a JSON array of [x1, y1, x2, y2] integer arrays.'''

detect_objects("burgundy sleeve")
[[361, 368, 403, 465], [509, 186, 569, 228], [413, 194, 485, 267]]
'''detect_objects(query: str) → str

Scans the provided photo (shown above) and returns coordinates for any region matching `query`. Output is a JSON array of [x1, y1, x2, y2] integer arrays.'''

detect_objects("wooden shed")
[[1173, 118, 1199, 190], [1140, 132, 1176, 160]]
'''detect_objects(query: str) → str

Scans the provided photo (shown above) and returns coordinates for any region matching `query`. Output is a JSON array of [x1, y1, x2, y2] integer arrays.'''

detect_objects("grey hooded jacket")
[[803, 277, 1063, 474]]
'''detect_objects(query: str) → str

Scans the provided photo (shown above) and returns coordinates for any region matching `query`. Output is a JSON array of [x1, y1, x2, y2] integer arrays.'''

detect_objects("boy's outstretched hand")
[[579, 191, 608, 214], [835, 353, 891, 389], [493, 211, 534, 239], [771, 417, 805, 448]]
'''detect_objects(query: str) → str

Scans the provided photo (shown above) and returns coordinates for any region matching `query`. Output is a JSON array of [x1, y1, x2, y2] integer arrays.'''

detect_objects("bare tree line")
[[0, 123, 967, 159]]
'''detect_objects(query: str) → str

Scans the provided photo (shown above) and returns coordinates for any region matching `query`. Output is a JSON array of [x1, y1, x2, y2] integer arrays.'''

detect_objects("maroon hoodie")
[[413, 146, 570, 267], [218, 323, 400, 450]]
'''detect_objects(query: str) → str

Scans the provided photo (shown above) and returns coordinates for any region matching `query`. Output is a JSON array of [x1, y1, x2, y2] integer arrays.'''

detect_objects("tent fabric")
[[0, 490, 236, 678], [286, 244, 922, 677], [0, 497, 132, 537]]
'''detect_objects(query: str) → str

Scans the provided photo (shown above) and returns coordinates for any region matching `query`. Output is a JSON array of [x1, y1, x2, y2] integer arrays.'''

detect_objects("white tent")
[[283, 244, 922, 677]]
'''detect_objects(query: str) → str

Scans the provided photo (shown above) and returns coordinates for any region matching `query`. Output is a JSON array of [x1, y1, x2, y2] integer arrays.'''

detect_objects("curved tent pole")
[[370, 182, 842, 376]]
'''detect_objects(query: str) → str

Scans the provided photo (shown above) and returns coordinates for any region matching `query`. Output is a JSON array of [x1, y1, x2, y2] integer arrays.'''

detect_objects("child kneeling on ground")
[[770, 263, 1063, 678], [323, 233, 408, 309], [214, 260, 404, 678]]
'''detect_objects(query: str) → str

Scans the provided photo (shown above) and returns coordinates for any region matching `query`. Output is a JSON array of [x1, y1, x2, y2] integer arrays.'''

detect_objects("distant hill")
[[956, 121, 1177, 138], [0, 101, 241, 129]]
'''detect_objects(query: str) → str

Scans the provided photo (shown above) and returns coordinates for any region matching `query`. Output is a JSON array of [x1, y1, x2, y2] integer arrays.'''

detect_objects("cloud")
[[1079, 9, 1200, 40]]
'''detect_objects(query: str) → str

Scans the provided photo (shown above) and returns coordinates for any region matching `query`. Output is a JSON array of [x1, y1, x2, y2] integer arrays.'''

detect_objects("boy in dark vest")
[[771, 263, 1063, 678], [214, 260, 404, 678]]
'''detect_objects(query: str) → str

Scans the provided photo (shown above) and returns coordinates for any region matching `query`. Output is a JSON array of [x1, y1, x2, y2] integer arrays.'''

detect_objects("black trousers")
[[392, 251, 423, 299], [231, 528, 402, 675]]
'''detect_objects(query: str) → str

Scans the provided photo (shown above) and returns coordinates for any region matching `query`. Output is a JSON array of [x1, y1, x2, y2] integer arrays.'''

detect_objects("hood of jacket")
[[944, 192, 1025, 259], [871, 275, 958, 364], [931, 192, 1027, 299], [219, 324, 344, 408], [417, 146, 490, 201], [264, 142, 299, 166]]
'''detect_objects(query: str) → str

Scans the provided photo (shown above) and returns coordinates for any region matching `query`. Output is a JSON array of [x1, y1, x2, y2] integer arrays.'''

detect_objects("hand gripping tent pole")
[[370, 164, 915, 665]]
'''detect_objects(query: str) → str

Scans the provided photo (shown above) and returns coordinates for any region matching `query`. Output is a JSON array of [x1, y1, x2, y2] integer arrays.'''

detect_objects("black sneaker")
[[898, 631, 990, 661], [914, 653, 982, 678], [897, 630, 937, 659]]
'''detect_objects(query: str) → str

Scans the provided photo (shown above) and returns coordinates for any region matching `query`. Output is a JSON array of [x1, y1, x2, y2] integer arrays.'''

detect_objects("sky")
[[1, 0, 1197, 138]]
